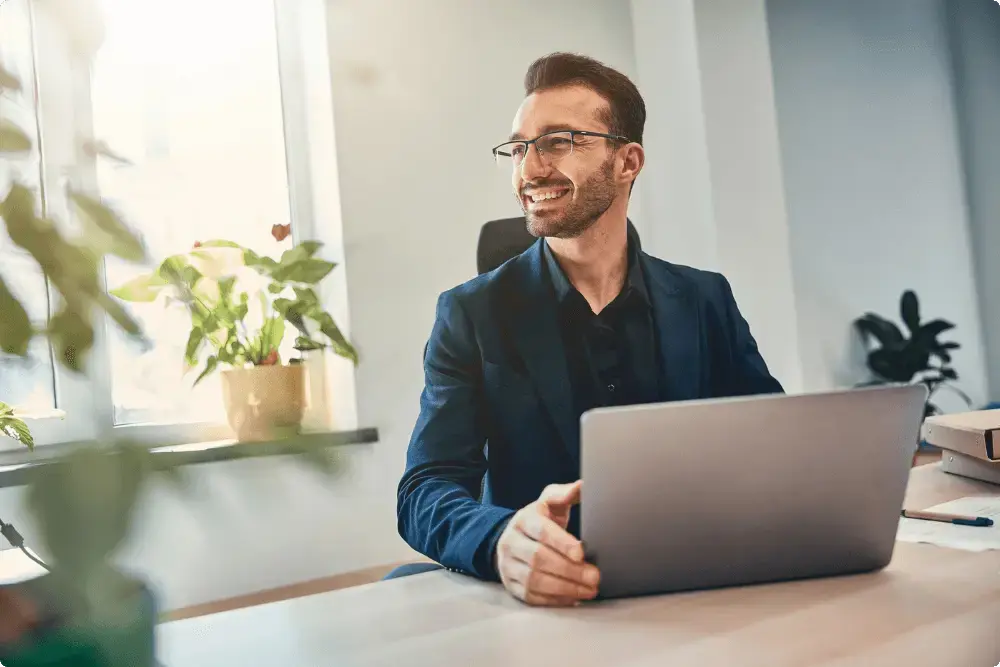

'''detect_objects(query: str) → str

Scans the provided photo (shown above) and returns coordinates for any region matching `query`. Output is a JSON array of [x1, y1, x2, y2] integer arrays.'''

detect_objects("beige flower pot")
[[221, 365, 306, 442]]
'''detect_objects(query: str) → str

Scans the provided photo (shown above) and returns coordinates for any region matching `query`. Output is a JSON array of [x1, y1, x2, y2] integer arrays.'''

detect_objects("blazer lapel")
[[503, 240, 578, 460], [641, 254, 705, 402]]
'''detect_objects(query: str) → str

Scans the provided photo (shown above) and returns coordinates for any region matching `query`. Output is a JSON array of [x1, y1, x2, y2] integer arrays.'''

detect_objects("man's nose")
[[519, 143, 551, 182]]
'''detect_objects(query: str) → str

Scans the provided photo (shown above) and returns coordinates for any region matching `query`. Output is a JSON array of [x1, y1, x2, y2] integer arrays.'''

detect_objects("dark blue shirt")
[[542, 236, 662, 420]]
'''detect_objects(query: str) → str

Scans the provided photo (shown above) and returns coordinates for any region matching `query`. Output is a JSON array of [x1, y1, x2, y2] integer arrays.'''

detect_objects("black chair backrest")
[[476, 217, 641, 275]]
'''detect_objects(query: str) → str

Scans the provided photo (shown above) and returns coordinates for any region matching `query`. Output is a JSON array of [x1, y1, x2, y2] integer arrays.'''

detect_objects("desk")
[[158, 464, 1000, 666]]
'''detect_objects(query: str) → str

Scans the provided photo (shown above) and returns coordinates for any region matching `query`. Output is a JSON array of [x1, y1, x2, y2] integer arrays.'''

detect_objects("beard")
[[522, 157, 616, 239]]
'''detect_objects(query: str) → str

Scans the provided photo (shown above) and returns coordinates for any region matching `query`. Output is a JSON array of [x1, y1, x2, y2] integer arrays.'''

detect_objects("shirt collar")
[[542, 234, 651, 309]]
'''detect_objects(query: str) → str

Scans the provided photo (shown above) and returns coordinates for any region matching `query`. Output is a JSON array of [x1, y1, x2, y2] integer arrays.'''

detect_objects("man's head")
[[493, 53, 646, 239]]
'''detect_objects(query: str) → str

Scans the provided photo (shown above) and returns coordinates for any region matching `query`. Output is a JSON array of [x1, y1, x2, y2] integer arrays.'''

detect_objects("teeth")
[[529, 190, 567, 203]]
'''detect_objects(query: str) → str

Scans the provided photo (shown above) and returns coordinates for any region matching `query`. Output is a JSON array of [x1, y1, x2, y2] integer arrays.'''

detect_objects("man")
[[396, 53, 783, 607]]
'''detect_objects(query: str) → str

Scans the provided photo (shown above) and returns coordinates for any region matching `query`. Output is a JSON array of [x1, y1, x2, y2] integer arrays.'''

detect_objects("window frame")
[[7, 0, 356, 451]]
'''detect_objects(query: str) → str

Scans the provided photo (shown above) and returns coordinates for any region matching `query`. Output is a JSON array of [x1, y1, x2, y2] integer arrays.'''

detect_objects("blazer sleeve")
[[715, 274, 785, 397], [396, 290, 515, 581]]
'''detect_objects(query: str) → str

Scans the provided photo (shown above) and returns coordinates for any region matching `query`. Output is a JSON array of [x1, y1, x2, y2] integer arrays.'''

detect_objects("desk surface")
[[158, 464, 1000, 667]]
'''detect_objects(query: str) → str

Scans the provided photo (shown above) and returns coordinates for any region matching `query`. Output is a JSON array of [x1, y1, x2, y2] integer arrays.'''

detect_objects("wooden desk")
[[157, 465, 1000, 666]]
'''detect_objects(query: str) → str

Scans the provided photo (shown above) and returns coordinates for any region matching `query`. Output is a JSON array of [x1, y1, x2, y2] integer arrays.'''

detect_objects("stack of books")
[[922, 409, 1000, 485]]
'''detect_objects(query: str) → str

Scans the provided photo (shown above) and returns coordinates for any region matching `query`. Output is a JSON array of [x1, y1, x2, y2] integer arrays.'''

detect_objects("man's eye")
[[510, 145, 526, 158]]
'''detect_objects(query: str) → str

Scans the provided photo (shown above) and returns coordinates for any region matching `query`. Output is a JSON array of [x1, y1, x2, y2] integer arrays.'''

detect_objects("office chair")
[[476, 216, 641, 275]]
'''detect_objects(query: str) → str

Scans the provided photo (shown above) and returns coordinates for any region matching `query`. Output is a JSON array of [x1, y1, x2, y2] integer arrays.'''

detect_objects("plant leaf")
[[0, 63, 22, 92], [918, 319, 955, 339], [194, 356, 218, 385], [0, 120, 32, 154], [272, 259, 335, 284], [854, 313, 904, 348], [314, 311, 358, 364], [69, 190, 146, 262], [110, 272, 169, 302], [184, 327, 205, 367], [0, 275, 33, 356], [48, 307, 95, 373], [900, 290, 920, 334]]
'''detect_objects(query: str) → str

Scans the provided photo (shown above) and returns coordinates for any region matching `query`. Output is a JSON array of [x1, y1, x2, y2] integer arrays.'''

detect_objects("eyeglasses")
[[492, 130, 629, 168]]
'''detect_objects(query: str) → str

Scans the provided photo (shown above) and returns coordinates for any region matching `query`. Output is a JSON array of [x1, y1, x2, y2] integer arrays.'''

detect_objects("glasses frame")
[[491, 129, 630, 165]]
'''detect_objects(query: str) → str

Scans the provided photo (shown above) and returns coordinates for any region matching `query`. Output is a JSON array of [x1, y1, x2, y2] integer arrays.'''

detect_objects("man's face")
[[508, 86, 621, 239]]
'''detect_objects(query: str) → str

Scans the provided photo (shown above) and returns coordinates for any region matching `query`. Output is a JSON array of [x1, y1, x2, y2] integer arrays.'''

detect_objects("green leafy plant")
[[111, 235, 357, 385], [1, 59, 148, 439], [854, 289, 972, 418], [0, 52, 345, 662], [0, 401, 32, 450]]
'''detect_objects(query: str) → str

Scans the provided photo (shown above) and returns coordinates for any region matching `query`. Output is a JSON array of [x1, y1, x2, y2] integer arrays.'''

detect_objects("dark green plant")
[[854, 289, 972, 418]]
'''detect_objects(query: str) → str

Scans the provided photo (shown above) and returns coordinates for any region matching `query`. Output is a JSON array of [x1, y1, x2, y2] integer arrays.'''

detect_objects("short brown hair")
[[523, 52, 645, 146]]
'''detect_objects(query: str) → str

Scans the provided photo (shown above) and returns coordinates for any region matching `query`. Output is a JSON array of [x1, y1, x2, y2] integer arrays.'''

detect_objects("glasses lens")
[[536, 132, 574, 160], [494, 142, 526, 168]]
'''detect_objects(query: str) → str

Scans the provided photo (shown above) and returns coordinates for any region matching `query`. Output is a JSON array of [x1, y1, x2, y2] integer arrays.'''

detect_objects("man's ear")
[[620, 143, 644, 186]]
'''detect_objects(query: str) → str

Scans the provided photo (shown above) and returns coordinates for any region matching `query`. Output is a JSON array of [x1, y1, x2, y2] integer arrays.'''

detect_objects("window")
[[0, 0, 351, 449]]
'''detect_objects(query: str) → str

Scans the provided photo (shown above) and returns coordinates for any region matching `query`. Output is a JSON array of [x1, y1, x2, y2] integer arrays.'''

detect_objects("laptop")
[[580, 384, 927, 599]]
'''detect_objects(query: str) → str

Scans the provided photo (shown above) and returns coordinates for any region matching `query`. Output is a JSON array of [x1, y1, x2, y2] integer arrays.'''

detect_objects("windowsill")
[[0, 428, 379, 489]]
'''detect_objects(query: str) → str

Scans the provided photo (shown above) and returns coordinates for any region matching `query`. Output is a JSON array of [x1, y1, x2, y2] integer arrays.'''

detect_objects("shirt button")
[[608, 384, 616, 393]]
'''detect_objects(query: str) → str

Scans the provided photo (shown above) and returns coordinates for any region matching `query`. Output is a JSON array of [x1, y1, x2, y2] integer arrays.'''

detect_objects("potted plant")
[[1, 55, 161, 664], [1, 56, 341, 665], [111, 230, 358, 442], [853, 289, 974, 450]]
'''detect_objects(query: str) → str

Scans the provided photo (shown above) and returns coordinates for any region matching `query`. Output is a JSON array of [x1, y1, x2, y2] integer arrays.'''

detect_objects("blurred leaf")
[[81, 139, 133, 165], [0, 63, 22, 92], [26, 444, 147, 584], [315, 311, 358, 364], [0, 402, 33, 450], [855, 313, 904, 348], [294, 336, 323, 351], [260, 316, 285, 357], [184, 326, 205, 367], [272, 258, 335, 284], [918, 319, 955, 339], [244, 248, 278, 274], [95, 292, 143, 338], [0, 275, 32, 356], [900, 290, 920, 335], [69, 190, 146, 262], [0, 120, 31, 153], [110, 272, 169, 302], [194, 355, 218, 385], [199, 239, 242, 249], [48, 307, 94, 373]]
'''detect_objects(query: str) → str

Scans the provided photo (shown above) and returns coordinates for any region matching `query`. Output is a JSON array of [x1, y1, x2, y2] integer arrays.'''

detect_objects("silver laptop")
[[580, 384, 927, 599]]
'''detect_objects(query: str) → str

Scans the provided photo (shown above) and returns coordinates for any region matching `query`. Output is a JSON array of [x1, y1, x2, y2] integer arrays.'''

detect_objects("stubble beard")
[[523, 157, 617, 240]]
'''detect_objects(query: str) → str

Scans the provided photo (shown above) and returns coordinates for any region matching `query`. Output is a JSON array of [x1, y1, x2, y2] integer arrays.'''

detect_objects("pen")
[[900, 509, 994, 527]]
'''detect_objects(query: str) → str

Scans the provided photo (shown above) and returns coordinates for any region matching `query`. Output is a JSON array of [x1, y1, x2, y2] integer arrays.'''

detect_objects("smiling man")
[[396, 53, 783, 606]]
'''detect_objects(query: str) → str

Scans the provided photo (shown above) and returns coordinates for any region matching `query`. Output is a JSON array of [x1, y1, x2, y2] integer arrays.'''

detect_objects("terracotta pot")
[[221, 365, 306, 442]]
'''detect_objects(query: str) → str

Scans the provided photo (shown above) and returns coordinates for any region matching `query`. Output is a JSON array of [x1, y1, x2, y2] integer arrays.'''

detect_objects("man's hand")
[[494, 480, 600, 606]]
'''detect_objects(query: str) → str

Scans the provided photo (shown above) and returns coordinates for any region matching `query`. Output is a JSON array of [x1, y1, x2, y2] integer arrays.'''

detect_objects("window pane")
[[0, 0, 57, 413], [91, 0, 294, 426]]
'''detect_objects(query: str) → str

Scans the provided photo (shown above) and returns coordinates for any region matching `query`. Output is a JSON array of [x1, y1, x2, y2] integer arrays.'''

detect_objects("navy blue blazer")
[[397, 238, 783, 581]]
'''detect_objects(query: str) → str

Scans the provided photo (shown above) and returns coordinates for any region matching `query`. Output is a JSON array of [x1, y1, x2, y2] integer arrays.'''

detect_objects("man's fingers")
[[503, 559, 596, 605], [506, 533, 599, 589], [539, 480, 582, 508], [517, 511, 585, 563]]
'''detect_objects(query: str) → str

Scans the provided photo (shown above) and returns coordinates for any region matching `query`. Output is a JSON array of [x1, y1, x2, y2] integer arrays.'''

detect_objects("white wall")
[[630, 0, 805, 394], [766, 0, 990, 410], [947, 0, 1000, 403]]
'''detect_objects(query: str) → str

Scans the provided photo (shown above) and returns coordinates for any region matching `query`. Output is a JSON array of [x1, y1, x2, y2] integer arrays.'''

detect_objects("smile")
[[525, 189, 569, 203]]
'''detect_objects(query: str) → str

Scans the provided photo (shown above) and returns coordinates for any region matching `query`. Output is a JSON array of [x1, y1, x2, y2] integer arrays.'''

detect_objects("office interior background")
[[0, 0, 997, 614]]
